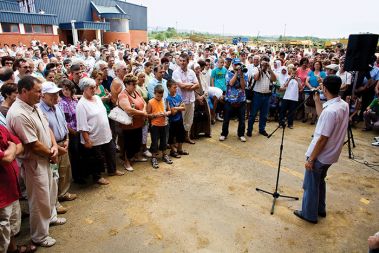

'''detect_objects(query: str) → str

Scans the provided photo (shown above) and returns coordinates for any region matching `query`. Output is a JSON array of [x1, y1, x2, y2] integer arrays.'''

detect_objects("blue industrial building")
[[0, 0, 147, 47]]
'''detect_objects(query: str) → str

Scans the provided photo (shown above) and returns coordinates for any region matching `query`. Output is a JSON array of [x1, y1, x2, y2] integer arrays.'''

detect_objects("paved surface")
[[17, 120, 379, 253]]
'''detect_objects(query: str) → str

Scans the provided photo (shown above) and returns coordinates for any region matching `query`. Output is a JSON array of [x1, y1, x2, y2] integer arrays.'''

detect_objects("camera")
[[304, 88, 320, 95], [236, 64, 248, 73]]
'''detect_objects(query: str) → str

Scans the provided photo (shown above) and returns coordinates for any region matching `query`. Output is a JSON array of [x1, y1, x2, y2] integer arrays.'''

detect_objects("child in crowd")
[[166, 80, 188, 158], [279, 65, 302, 129], [147, 85, 172, 169]]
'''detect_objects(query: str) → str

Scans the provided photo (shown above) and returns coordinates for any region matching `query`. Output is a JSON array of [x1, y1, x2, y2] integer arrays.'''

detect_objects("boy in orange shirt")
[[147, 85, 172, 169]]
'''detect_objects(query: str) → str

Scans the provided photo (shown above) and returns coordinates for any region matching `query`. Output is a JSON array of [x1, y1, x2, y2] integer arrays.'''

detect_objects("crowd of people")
[[0, 38, 378, 252]]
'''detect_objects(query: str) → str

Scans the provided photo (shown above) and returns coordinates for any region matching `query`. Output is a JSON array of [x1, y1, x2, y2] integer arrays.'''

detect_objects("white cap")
[[42, 81, 61, 94]]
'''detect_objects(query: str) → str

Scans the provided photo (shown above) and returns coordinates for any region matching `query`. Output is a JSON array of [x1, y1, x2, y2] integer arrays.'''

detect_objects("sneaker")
[[123, 164, 134, 172], [239, 136, 246, 142], [288, 125, 294, 129], [374, 137, 379, 142], [33, 236, 56, 247], [50, 217, 67, 226], [219, 135, 226, 141], [143, 150, 152, 158], [162, 155, 173, 164], [216, 114, 224, 122], [151, 157, 159, 169], [372, 141, 379, 146]]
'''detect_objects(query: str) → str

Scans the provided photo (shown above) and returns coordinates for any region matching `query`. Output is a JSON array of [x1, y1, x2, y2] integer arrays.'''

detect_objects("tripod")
[[256, 96, 311, 215], [344, 124, 356, 159]]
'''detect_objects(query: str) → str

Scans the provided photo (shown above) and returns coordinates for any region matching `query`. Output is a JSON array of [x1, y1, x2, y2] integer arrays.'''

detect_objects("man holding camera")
[[294, 75, 349, 224], [247, 56, 277, 137], [219, 58, 248, 142]]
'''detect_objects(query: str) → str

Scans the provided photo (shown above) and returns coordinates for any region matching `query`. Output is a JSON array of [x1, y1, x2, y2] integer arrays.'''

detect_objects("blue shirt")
[[225, 70, 248, 103], [38, 100, 68, 142], [167, 93, 183, 122], [211, 67, 227, 92], [147, 78, 169, 100], [307, 71, 326, 88]]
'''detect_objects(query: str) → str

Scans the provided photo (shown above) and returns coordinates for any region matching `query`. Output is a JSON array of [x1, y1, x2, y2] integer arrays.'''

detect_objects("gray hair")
[[94, 60, 107, 71], [79, 77, 96, 91], [114, 61, 126, 71]]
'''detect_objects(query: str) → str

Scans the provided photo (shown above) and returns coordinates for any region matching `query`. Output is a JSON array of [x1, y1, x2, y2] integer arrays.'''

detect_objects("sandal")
[[162, 155, 173, 164], [170, 151, 181, 158], [109, 170, 125, 176], [178, 150, 189, 155], [151, 157, 159, 169], [33, 236, 56, 247], [50, 217, 67, 226], [58, 192, 77, 202], [97, 177, 110, 185]]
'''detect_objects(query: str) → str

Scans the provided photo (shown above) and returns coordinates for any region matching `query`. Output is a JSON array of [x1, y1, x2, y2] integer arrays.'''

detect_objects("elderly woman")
[[0, 83, 18, 116], [76, 77, 124, 185], [118, 74, 148, 171], [58, 79, 84, 184], [91, 69, 111, 114]]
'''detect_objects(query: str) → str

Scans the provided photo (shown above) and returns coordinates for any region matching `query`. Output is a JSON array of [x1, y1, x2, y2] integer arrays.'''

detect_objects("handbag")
[[108, 106, 133, 125]]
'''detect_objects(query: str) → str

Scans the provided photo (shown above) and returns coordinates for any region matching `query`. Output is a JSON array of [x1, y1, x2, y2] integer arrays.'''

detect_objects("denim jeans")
[[279, 99, 297, 127], [301, 159, 331, 222], [247, 92, 270, 134], [221, 101, 246, 137]]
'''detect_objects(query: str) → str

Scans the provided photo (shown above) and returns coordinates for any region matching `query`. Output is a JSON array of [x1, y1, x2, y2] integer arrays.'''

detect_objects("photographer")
[[247, 56, 277, 137], [294, 75, 349, 224], [219, 58, 248, 142], [279, 66, 302, 129]]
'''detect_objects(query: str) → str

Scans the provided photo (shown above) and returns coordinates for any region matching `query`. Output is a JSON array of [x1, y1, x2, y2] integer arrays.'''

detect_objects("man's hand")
[[50, 145, 58, 163], [368, 235, 379, 249], [313, 92, 320, 103], [305, 160, 314, 170], [84, 140, 93, 149]]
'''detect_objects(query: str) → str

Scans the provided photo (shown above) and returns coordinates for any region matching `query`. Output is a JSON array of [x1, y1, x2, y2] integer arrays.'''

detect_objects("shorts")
[[168, 119, 185, 145]]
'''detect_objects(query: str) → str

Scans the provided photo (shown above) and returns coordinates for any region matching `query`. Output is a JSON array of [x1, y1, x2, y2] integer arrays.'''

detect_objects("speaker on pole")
[[344, 34, 378, 72]]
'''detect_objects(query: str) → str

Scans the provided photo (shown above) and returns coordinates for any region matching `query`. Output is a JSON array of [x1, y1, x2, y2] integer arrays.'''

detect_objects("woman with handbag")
[[118, 74, 148, 172], [76, 78, 125, 185]]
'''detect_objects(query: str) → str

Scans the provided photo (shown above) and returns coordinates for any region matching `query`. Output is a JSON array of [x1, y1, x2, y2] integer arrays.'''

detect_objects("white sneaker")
[[143, 150, 152, 158], [50, 217, 67, 226], [374, 137, 379, 142], [239, 136, 246, 142], [123, 164, 134, 172], [372, 141, 379, 146], [34, 236, 56, 247], [219, 136, 226, 141], [216, 114, 224, 122]]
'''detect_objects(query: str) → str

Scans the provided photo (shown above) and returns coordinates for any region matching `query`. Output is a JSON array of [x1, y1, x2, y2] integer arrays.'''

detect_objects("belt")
[[254, 91, 271, 96], [57, 135, 68, 144]]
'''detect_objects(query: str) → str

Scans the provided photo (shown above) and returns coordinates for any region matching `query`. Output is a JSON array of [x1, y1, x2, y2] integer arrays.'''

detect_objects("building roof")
[[0, 10, 58, 25], [91, 1, 130, 19], [59, 21, 110, 30]]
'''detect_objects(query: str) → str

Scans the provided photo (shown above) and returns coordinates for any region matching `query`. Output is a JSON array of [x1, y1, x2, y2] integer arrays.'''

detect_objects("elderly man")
[[247, 56, 277, 137], [94, 60, 113, 91], [172, 53, 199, 144], [6, 76, 65, 248], [39, 82, 77, 215], [14, 59, 32, 83], [82, 46, 95, 72]]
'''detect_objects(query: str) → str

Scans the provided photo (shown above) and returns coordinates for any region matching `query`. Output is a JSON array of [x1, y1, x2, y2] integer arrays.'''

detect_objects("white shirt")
[[337, 71, 352, 85], [76, 95, 112, 146], [282, 78, 299, 101], [253, 70, 271, 94], [305, 97, 349, 164], [172, 68, 198, 104]]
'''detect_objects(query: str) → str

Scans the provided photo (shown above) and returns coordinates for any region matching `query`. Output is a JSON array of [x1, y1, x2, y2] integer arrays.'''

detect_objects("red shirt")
[[0, 125, 21, 208]]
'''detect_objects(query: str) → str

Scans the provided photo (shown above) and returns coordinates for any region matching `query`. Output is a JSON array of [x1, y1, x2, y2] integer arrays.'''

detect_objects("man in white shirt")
[[294, 75, 349, 224]]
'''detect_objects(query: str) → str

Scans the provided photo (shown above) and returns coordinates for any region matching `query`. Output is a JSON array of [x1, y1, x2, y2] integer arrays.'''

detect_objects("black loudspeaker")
[[344, 34, 378, 71]]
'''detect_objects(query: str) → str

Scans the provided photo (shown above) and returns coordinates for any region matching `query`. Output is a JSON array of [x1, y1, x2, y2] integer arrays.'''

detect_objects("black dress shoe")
[[259, 130, 268, 137], [246, 132, 252, 137], [293, 210, 317, 224], [318, 212, 326, 218]]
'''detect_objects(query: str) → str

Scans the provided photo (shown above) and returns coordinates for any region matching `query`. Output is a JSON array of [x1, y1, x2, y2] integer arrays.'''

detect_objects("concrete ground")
[[17, 120, 379, 253]]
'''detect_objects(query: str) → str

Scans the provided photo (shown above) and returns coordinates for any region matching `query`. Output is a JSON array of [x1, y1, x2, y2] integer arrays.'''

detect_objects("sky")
[[126, 0, 378, 39]]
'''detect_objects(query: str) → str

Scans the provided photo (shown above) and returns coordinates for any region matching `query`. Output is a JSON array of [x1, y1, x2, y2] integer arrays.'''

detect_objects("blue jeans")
[[247, 92, 270, 134], [221, 101, 246, 137], [301, 159, 331, 222]]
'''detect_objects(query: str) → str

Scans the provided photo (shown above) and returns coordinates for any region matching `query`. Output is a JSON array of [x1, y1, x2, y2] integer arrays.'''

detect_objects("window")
[[24, 24, 33, 33], [18, 0, 35, 13], [33, 25, 43, 33], [2, 23, 19, 33], [24, 24, 53, 34]]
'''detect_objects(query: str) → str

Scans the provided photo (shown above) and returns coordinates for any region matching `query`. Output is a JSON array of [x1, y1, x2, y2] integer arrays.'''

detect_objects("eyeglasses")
[[21, 66, 32, 69], [5, 61, 13, 65]]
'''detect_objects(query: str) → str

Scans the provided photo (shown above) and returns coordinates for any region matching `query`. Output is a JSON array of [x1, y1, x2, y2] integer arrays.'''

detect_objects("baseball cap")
[[325, 64, 339, 72], [232, 58, 242, 65], [225, 57, 233, 62], [42, 81, 61, 94]]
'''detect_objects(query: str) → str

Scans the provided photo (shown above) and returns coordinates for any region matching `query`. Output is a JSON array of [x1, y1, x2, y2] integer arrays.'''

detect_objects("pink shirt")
[[296, 67, 310, 88]]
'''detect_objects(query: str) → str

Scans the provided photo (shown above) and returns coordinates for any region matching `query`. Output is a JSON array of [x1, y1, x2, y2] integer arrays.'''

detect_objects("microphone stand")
[[256, 94, 313, 215]]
